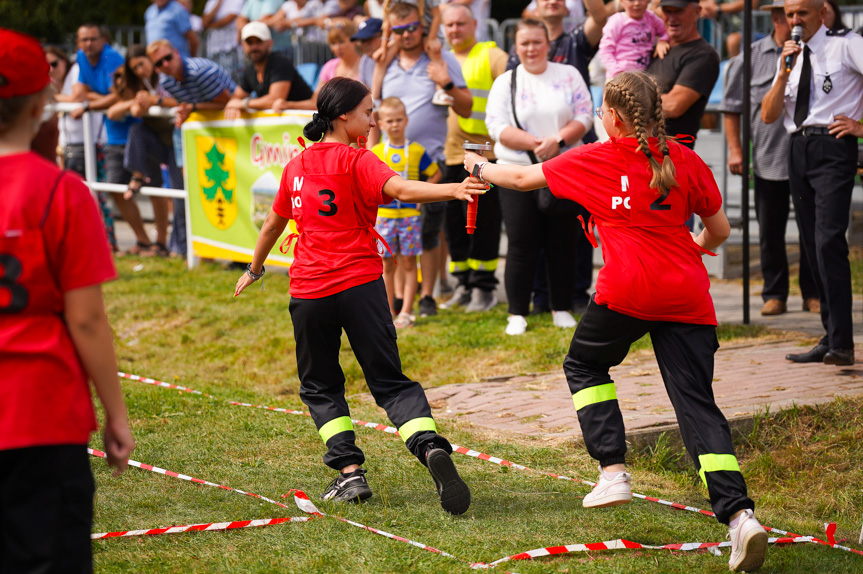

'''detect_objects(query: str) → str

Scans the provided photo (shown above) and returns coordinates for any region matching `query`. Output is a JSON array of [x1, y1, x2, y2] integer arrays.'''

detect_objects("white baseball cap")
[[242, 21, 272, 42]]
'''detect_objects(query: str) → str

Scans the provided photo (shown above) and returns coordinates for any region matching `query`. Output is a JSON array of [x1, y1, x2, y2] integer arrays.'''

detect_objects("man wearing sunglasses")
[[361, 2, 472, 318]]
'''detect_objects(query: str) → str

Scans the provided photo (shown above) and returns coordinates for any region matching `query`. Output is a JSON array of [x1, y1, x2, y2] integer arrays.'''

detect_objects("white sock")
[[601, 469, 625, 481]]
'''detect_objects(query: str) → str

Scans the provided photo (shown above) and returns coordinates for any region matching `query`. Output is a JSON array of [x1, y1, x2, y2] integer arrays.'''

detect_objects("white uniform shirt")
[[776, 25, 863, 134]]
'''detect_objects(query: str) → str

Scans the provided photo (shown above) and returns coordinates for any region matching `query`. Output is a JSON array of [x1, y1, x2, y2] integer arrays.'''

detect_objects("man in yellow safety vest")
[[439, 3, 508, 312]]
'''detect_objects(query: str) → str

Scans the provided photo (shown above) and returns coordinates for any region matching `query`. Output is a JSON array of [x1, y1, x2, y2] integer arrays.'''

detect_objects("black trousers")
[[498, 186, 579, 315], [754, 175, 819, 301], [789, 134, 856, 350], [442, 163, 501, 291], [563, 299, 754, 524], [289, 278, 450, 470], [0, 445, 94, 574]]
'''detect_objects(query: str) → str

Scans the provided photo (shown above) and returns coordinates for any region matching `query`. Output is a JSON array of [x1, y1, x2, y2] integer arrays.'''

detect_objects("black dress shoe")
[[823, 348, 855, 366], [786, 344, 829, 363]]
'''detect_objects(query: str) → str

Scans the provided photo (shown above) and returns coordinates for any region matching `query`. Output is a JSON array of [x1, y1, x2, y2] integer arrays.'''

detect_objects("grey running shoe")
[[426, 447, 471, 515], [418, 295, 437, 317], [321, 468, 373, 503], [440, 285, 471, 309], [465, 289, 498, 312]]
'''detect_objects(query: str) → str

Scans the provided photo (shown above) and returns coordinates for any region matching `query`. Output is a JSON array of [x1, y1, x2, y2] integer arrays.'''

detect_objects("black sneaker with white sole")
[[321, 468, 373, 503], [426, 447, 470, 515]]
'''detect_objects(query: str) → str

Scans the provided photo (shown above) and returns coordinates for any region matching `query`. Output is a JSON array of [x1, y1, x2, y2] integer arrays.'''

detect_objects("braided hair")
[[604, 71, 678, 198]]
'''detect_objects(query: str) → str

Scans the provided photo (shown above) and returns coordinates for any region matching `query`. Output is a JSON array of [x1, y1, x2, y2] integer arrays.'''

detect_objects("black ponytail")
[[302, 76, 371, 141]]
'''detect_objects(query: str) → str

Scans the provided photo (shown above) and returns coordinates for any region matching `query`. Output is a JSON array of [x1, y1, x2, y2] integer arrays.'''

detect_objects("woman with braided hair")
[[235, 77, 481, 515], [465, 71, 767, 572]]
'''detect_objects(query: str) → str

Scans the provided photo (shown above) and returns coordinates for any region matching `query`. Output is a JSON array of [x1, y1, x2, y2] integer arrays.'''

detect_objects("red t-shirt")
[[273, 142, 398, 298], [543, 137, 721, 325], [0, 152, 117, 450]]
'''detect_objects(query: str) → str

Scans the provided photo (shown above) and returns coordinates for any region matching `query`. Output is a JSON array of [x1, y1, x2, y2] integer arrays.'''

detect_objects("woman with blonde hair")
[[465, 70, 767, 572], [317, 19, 362, 83]]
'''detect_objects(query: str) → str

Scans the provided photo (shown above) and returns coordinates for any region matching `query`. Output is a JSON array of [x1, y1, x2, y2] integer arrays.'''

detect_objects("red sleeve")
[[272, 161, 295, 220], [353, 148, 398, 206], [688, 150, 722, 218], [52, 175, 117, 292], [542, 143, 613, 216]]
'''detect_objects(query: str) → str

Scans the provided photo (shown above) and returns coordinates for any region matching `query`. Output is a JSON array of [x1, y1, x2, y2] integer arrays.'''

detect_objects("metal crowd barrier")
[[48, 102, 194, 268]]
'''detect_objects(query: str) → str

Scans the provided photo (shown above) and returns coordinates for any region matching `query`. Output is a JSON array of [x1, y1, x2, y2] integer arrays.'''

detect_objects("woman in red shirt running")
[[464, 71, 767, 572], [235, 77, 483, 515], [0, 29, 135, 573]]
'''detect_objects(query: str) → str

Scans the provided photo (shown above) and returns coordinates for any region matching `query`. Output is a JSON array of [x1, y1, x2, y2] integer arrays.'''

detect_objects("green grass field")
[[91, 256, 863, 572]]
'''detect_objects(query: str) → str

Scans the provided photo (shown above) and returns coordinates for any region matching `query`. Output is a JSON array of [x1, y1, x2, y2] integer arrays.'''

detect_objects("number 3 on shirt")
[[318, 189, 338, 217], [0, 253, 29, 314]]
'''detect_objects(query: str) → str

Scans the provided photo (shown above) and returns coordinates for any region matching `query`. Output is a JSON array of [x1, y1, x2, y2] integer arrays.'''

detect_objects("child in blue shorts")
[[372, 97, 440, 327]]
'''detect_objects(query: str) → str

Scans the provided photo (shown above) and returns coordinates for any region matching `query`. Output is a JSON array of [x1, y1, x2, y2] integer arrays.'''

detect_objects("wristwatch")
[[443, 81, 454, 91], [558, 138, 566, 149]]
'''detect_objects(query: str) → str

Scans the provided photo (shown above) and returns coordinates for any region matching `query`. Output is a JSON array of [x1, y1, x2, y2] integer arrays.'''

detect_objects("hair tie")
[[644, 150, 653, 159]]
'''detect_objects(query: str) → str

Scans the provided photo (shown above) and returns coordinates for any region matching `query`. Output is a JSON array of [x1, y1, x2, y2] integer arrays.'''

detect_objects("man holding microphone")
[[762, 0, 863, 366]]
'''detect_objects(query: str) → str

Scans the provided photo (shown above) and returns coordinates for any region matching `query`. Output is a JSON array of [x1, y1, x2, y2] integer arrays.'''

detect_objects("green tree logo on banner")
[[202, 144, 234, 203]]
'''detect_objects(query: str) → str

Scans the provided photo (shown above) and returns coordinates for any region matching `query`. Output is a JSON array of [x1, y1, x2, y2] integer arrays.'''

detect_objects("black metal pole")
[[741, 0, 753, 324]]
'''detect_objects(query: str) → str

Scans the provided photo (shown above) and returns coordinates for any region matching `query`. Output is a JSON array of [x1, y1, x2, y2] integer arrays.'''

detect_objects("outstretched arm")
[[383, 174, 487, 204], [463, 151, 548, 191]]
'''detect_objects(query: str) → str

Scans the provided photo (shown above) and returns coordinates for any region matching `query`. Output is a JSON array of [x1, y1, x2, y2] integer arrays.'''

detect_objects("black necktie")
[[794, 45, 811, 128]]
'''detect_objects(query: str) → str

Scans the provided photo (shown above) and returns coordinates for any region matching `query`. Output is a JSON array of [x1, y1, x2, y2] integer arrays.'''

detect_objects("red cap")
[[0, 28, 51, 98]]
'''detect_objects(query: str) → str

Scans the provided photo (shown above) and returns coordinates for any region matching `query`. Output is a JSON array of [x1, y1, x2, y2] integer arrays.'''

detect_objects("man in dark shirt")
[[646, 0, 719, 147], [224, 21, 313, 119]]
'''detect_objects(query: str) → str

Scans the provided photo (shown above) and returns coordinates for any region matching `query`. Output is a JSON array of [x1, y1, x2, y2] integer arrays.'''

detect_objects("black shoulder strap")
[[509, 67, 541, 166], [39, 170, 68, 230]]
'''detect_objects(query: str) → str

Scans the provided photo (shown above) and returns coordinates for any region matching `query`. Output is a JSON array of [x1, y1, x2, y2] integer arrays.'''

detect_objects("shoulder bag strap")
[[509, 67, 540, 165]]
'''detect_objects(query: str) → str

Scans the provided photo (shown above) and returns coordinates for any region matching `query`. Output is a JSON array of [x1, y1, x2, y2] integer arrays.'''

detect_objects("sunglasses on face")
[[391, 21, 421, 35], [154, 53, 174, 68]]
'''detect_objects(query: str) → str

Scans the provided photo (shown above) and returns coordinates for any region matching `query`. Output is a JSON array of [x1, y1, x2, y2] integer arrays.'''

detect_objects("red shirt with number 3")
[[273, 142, 398, 299], [0, 152, 116, 450], [542, 137, 722, 325]]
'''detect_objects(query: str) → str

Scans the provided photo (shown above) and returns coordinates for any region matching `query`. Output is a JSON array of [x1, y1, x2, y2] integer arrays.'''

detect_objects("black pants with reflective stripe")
[[788, 134, 857, 350], [563, 298, 754, 524], [442, 163, 502, 291], [290, 278, 449, 470]]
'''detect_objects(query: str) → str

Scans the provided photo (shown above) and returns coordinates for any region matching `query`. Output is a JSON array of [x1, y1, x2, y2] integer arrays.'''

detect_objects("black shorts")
[[103, 144, 131, 186], [0, 445, 95, 574]]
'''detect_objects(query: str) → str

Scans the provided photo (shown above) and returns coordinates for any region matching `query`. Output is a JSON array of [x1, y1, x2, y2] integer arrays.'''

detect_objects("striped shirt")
[[159, 57, 237, 103]]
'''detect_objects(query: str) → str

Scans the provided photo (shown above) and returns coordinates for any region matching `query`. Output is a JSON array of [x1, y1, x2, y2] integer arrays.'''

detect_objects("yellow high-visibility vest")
[[457, 41, 496, 135]]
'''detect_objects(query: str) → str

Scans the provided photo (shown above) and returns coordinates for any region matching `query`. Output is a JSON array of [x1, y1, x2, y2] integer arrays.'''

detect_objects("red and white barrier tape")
[[92, 516, 310, 540], [88, 448, 295, 511], [284, 490, 469, 563], [469, 536, 822, 569], [116, 371, 863, 559]]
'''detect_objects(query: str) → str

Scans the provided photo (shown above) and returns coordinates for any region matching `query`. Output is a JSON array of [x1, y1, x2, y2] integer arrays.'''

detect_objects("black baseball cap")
[[351, 18, 382, 41]]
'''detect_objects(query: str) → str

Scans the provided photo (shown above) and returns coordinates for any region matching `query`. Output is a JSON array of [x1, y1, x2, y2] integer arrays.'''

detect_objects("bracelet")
[[241, 97, 251, 111], [246, 263, 265, 281], [157, 96, 163, 106], [192, 102, 198, 112]]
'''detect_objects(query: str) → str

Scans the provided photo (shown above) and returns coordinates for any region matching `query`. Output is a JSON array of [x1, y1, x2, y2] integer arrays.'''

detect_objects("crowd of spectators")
[[35, 0, 862, 338]]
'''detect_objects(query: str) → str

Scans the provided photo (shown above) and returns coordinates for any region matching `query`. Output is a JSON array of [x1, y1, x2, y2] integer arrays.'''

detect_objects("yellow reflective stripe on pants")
[[398, 417, 437, 443], [449, 260, 470, 273], [572, 383, 617, 411], [697, 453, 741, 486], [467, 258, 498, 271], [319, 416, 353, 443]]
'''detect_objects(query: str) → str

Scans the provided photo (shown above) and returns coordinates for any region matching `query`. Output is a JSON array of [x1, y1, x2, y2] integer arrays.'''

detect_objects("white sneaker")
[[727, 509, 767, 572], [552, 310, 577, 328], [440, 284, 471, 309], [582, 469, 632, 508], [465, 289, 498, 312], [505, 315, 527, 336]]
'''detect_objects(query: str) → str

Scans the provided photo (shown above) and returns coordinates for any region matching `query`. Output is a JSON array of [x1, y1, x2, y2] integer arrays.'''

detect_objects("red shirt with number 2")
[[542, 137, 722, 325], [273, 142, 398, 299]]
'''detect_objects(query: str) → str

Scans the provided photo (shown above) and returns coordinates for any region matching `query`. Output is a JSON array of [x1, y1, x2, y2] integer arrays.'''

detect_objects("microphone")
[[785, 25, 803, 73]]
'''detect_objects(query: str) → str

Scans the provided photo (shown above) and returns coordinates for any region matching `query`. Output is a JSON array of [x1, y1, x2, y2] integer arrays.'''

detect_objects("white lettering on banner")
[[611, 196, 631, 210], [250, 133, 302, 170], [293, 177, 304, 191], [621, 176, 629, 192]]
